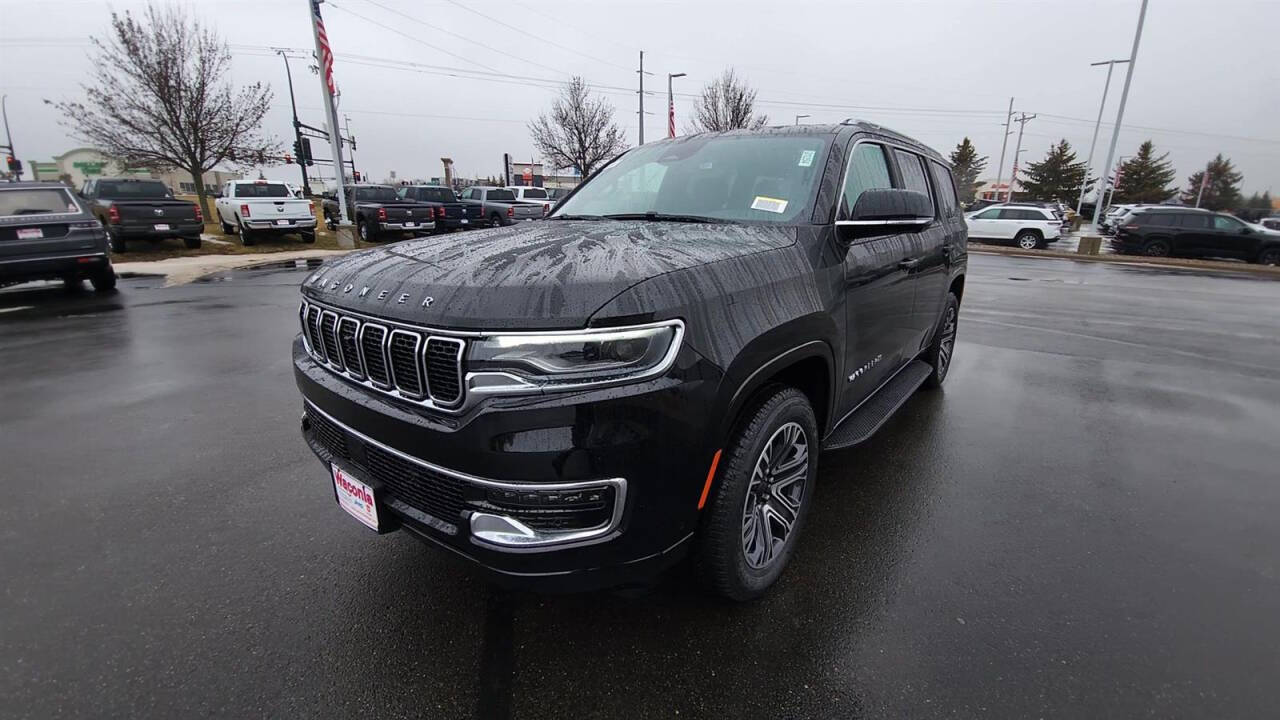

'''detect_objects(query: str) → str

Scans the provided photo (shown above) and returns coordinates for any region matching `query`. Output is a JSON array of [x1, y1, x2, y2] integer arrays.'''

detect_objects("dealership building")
[[30, 148, 239, 193]]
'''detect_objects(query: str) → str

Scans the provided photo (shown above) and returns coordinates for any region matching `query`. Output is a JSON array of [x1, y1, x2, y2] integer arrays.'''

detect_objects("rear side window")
[[414, 187, 458, 203], [928, 161, 959, 217], [0, 188, 79, 217], [488, 190, 516, 202], [1144, 213, 1176, 227], [97, 180, 170, 199], [841, 143, 893, 218], [1175, 214, 1209, 229], [973, 208, 1002, 220], [893, 150, 935, 217]]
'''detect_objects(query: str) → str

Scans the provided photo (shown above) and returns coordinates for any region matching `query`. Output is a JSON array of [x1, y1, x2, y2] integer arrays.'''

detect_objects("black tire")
[[238, 222, 255, 246], [922, 292, 959, 389], [1142, 239, 1170, 257], [62, 276, 83, 292], [490, 213, 503, 228], [1255, 247, 1280, 266], [183, 236, 201, 250], [694, 386, 818, 602], [1015, 230, 1043, 250], [219, 213, 234, 235], [300, 230, 316, 244], [107, 229, 126, 253], [90, 267, 117, 292], [325, 214, 337, 231], [358, 219, 373, 242]]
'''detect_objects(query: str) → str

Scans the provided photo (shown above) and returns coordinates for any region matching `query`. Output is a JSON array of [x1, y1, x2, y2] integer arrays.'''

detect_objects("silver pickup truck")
[[459, 186, 544, 227]]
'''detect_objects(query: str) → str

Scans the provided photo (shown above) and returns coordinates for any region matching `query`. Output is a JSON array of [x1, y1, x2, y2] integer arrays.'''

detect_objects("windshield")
[[97, 180, 171, 199], [0, 188, 80, 217], [355, 187, 400, 203], [554, 134, 830, 224], [235, 183, 290, 198]]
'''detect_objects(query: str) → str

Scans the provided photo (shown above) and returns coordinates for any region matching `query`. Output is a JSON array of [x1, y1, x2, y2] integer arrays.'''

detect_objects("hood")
[[301, 219, 795, 329]]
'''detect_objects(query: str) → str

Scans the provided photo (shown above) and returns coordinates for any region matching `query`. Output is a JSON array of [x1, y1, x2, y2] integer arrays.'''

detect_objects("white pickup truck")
[[215, 180, 317, 246]]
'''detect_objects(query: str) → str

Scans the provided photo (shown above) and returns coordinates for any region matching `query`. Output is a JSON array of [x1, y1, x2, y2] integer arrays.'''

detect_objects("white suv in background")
[[965, 204, 1063, 249]]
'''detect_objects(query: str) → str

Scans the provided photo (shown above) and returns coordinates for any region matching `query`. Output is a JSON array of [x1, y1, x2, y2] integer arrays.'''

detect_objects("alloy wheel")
[[937, 305, 958, 380], [741, 422, 809, 569], [1017, 234, 1038, 250]]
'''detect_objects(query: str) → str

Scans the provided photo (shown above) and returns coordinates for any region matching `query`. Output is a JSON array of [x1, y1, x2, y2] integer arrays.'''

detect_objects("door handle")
[[898, 257, 921, 270]]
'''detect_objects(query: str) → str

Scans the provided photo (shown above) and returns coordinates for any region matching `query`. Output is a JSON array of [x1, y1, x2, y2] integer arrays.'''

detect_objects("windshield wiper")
[[551, 214, 608, 221], [603, 212, 734, 224]]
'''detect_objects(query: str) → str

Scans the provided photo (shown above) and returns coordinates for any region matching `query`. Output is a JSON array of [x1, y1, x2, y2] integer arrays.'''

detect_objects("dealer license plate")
[[17, 228, 43, 239], [332, 464, 379, 530], [460, 219, 468, 224], [404, 221, 416, 228], [275, 219, 289, 226], [154, 223, 170, 231]]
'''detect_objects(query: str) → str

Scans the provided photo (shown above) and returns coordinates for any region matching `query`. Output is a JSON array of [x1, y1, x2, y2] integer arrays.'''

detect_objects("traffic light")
[[284, 154, 293, 164], [292, 137, 314, 167], [5, 156, 21, 174], [352, 170, 361, 182]]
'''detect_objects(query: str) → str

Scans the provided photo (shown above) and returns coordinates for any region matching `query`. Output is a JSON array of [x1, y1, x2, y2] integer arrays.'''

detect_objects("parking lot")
[[2, 252, 1279, 718]]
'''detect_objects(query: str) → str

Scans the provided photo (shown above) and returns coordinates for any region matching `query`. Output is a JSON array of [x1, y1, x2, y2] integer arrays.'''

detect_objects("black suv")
[[0, 182, 116, 291], [294, 123, 968, 599], [1112, 207, 1280, 264]]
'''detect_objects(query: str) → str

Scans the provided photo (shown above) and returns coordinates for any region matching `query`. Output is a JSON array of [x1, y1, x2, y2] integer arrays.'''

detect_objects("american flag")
[[312, 0, 335, 96], [668, 100, 676, 138]]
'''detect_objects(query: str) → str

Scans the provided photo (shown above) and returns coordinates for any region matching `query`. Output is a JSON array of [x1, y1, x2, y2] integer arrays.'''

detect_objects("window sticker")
[[798, 150, 816, 167], [751, 196, 789, 214]]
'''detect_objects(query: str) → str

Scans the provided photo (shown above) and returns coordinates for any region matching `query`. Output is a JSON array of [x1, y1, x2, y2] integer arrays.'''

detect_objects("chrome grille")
[[300, 301, 465, 410]]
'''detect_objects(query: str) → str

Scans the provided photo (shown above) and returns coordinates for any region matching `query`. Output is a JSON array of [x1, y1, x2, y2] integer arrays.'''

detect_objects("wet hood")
[[300, 220, 795, 329]]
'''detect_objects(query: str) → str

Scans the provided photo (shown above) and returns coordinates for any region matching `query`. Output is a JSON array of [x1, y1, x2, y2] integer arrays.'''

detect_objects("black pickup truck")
[[396, 185, 484, 232], [1, 181, 116, 291], [321, 185, 436, 242], [295, 123, 967, 600], [79, 177, 203, 252]]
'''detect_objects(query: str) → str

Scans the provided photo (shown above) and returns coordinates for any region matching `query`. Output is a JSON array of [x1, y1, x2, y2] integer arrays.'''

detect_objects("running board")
[[823, 359, 932, 451]]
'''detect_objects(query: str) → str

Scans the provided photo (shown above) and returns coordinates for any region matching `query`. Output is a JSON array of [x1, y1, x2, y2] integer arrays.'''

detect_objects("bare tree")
[[47, 3, 278, 216], [689, 68, 769, 133], [529, 76, 627, 178]]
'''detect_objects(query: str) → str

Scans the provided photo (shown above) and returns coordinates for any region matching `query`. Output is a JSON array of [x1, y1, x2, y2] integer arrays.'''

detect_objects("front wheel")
[[1142, 239, 1170, 257], [923, 292, 959, 389], [694, 386, 818, 601]]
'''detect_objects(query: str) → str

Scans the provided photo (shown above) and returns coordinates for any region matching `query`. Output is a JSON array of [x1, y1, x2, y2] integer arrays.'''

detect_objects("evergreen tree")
[[947, 137, 987, 204], [1110, 140, 1178, 204], [1018, 139, 1089, 202], [1181, 154, 1243, 211]]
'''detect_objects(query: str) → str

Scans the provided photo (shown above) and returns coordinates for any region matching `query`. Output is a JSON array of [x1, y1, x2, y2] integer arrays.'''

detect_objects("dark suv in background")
[[1112, 207, 1280, 264], [0, 182, 116, 291], [294, 122, 968, 600]]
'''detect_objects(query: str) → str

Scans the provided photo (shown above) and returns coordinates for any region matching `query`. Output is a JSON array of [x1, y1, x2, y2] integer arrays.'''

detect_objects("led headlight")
[[467, 321, 683, 392]]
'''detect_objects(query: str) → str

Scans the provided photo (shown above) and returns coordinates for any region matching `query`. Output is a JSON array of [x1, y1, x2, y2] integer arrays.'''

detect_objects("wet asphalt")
[[2, 254, 1278, 719]]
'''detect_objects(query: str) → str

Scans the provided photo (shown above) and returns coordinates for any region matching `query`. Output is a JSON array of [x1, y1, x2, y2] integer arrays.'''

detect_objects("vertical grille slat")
[[305, 306, 325, 361], [337, 318, 364, 378], [319, 312, 342, 369], [425, 337, 464, 405], [360, 324, 391, 387], [388, 330, 424, 397]]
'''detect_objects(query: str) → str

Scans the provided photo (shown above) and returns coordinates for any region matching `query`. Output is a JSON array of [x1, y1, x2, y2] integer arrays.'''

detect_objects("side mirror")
[[836, 188, 933, 241]]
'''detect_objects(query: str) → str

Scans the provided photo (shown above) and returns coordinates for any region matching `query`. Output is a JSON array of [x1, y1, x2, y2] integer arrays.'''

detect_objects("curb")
[[112, 249, 354, 287], [968, 244, 1280, 277]]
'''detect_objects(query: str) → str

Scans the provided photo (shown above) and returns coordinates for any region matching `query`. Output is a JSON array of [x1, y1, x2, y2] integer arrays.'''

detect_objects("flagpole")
[[310, 0, 349, 226]]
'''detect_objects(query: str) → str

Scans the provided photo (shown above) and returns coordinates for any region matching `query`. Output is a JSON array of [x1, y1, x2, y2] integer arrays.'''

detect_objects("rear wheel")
[[490, 213, 502, 228], [239, 222, 256, 246], [1142, 239, 1170, 257], [90, 267, 117, 292], [1256, 247, 1280, 266], [325, 214, 337, 231], [923, 292, 959, 389], [695, 386, 818, 601], [183, 236, 201, 250], [358, 219, 373, 242], [1015, 230, 1043, 250], [300, 230, 316, 244]]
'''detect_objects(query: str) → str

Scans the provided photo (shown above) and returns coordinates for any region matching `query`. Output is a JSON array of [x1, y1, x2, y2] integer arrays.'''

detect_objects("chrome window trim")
[[835, 218, 934, 227], [336, 316, 365, 380], [837, 136, 944, 224], [425, 335, 466, 407], [387, 329, 426, 400], [303, 399, 627, 552]]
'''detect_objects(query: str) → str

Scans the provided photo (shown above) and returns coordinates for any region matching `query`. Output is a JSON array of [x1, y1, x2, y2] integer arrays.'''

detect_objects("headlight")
[[467, 321, 684, 392]]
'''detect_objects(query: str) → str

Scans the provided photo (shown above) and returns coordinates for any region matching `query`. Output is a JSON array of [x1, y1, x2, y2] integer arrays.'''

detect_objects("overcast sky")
[[2, 0, 1277, 194]]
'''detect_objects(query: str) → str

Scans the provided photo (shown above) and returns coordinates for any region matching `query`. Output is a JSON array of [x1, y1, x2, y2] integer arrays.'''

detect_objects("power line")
[[437, 0, 633, 72], [324, 2, 502, 73]]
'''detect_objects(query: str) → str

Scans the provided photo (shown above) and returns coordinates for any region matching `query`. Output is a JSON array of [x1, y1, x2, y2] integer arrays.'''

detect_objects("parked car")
[[293, 122, 968, 599], [215, 180, 317, 246], [458, 186, 544, 226], [396, 185, 483, 232], [503, 186, 554, 216], [321, 185, 436, 242], [1099, 204, 1137, 234], [546, 187, 571, 201], [79, 177, 202, 252], [965, 204, 1062, 249], [1111, 207, 1280, 264], [1259, 217, 1280, 232], [964, 198, 1002, 213], [0, 181, 116, 291]]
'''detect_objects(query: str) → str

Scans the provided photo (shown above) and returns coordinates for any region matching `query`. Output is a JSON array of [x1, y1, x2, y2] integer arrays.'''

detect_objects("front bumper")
[[0, 251, 111, 281], [293, 336, 722, 590], [243, 217, 317, 231]]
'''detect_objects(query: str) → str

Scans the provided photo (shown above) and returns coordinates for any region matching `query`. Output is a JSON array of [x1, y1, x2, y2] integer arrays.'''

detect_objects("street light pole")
[[993, 97, 1014, 202], [794, 114, 810, 125], [636, 51, 654, 145], [1077, 59, 1129, 217], [2, 94, 22, 180], [344, 114, 357, 182], [667, 72, 685, 139], [1006, 113, 1035, 203], [1091, 0, 1150, 229], [274, 49, 311, 197]]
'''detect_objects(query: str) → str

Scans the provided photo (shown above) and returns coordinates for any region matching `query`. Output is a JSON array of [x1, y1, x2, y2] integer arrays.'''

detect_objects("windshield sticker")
[[751, 196, 789, 214], [798, 150, 816, 167]]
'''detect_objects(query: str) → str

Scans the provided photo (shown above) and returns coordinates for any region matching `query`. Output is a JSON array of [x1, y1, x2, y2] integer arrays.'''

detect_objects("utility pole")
[[1006, 113, 1036, 203], [2, 94, 22, 180], [667, 72, 685, 139], [309, 0, 349, 226], [1077, 59, 1129, 217], [795, 114, 810, 125], [1091, 0, 1150, 228], [274, 49, 311, 197], [636, 51, 653, 145], [1194, 161, 1211, 208], [344, 113, 357, 183], [993, 97, 1014, 202]]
